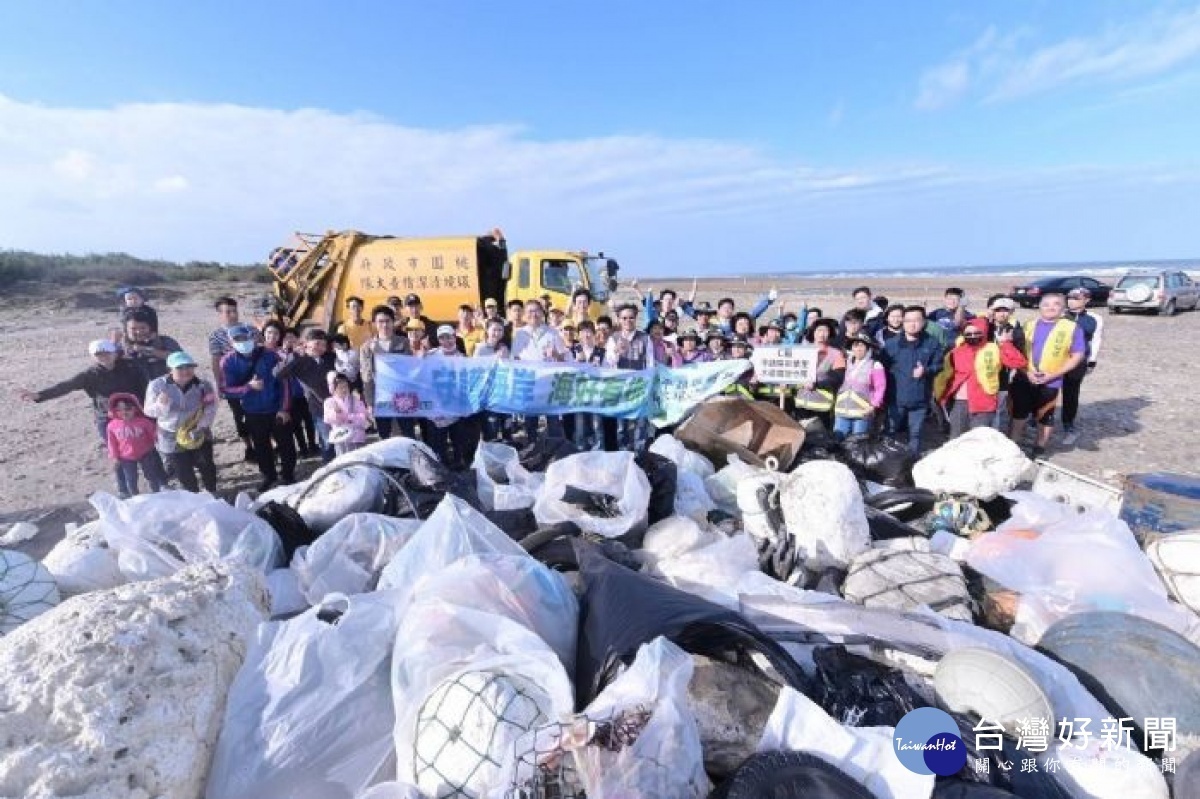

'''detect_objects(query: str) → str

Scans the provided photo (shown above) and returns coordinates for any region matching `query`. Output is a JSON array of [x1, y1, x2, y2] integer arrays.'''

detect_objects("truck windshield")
[[542, 259, 584, 295], [583, 257, 611, 302]]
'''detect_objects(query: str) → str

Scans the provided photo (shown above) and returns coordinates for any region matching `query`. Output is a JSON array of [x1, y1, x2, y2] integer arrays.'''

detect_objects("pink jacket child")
[[323, 390, 369, 452], [106, 392, 168, 495]]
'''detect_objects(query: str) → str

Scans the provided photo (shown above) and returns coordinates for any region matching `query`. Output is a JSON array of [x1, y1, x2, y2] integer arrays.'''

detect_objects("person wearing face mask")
[[18, 339, 148, 446], [220, 324, 296, 492], [985, 296, 1023, 431], [933, 317, 1027, 440]]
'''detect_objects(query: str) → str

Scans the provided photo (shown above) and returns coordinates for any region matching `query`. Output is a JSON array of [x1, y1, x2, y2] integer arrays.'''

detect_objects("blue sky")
[[2, 1, 1199, 273]]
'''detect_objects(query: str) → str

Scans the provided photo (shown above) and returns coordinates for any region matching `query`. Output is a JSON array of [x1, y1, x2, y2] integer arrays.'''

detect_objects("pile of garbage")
[[1, 413, 1198, 798]]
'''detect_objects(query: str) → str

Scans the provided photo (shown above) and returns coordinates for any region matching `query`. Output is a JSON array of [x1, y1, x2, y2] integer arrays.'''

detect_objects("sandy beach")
[[2, 274, 1195, 553]]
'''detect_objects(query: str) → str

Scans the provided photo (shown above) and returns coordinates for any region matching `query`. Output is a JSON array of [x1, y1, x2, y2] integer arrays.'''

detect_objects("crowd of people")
[[18, 279, 1103, 498]]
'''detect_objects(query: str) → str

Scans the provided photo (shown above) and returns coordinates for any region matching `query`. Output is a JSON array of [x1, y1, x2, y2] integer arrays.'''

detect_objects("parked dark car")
[[1010, 276, 1111, 308]]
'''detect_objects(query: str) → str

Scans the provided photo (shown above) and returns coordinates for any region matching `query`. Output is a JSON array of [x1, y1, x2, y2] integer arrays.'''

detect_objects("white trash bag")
[[641, 517, 760, 609], [758, 686, 933, 799], [534, 451, 651, 539], [265, 567, 308, 618], [675, 470, 717, 520], [291, 467, 387, 534], [40, 521, 124, 596], [473, 442, 544, 511], [968, 492, 1199, 645], [0, 549, 60, 635], [705, 454, 760, 516], [94, 491, 282, 582], [354, 783, 422, 799], [376, 495, 526, 599], [292, 513, 420, 604], [501, 637, 710, 799], [779, 460, 870, 571], [206, 592, 402, 799], [912, 426, 1032, 501], [649, 434, 715, 478], [392, 605, 575, 795]]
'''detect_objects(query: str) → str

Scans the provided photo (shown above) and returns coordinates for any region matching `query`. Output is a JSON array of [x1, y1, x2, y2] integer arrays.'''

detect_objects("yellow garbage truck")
[[267, 228, 619, 330]]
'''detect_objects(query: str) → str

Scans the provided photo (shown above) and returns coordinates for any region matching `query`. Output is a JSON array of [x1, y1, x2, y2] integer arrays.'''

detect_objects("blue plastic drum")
[[1120, 472, 1200, 543]]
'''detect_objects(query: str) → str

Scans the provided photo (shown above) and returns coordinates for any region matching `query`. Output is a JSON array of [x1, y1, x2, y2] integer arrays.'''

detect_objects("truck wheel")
[[1161, 300, 1177, 317]]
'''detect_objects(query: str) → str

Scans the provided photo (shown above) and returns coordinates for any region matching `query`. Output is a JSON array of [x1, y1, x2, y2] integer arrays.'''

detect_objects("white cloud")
[[915, 61, 971, 110], [916, 6, 1200, 108], [153, 175, 189, 193], [51, 149, 95, 181], [1, 94, 1198, 270]]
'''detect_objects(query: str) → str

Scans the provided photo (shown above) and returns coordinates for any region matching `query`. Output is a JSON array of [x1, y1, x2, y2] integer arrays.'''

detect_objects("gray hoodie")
[[144, 374, 219, 453]]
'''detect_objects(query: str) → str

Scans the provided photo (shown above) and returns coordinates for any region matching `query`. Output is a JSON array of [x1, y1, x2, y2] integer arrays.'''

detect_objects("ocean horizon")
[[666, 257, 1199, 282]]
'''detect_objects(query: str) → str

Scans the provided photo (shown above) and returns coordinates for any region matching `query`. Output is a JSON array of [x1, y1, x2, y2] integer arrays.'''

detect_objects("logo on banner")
[[892, 707, 967, 776], [391, 392, 420, 413]]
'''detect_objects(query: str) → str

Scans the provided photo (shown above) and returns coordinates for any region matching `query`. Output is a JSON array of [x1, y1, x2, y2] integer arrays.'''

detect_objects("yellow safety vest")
[[794, 349, 839, 412], [834, 358, 877, 419], [1022, 318, 1076, 375], [933, 343, 1002, 400]]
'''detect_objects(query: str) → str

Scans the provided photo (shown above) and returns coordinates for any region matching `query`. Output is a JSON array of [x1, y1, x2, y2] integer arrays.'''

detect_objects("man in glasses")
[[605, 303, 653, 451], [512, 298, 569, 443]]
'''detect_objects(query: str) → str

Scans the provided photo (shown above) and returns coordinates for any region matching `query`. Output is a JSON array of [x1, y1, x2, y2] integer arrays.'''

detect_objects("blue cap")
[[228, 324, 256, 340], [166, 351, 197, 369]]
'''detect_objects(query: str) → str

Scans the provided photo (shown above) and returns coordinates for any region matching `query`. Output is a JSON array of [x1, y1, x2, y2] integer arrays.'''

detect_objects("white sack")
[[779, 460, 870, 571], [533, 451, 651, 539], [912, 426, 1031, 500], [705, 454, 760, 516], [206, 592, 402, 799], [41, 521, 124, 596], [650, 434, 716, 478], [1146, 530, 1200, 615], [758, 686, 933, 799], [473, 442, 544, 511], [93, 490, 282, 582], [292, 513, 419, 604], [265, 567, 308, 618]]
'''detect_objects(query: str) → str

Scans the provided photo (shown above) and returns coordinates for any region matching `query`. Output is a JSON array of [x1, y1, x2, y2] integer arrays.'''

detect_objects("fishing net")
[[0, 548, 61, 635]]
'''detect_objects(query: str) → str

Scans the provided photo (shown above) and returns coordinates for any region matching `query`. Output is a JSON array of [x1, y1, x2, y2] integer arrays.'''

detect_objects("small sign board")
[[750, 345, 821, 385]]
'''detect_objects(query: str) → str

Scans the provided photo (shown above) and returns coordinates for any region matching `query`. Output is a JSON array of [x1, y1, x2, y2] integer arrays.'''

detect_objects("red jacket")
[[937, 320, 1027, 414], [106, 392, 159, 462]]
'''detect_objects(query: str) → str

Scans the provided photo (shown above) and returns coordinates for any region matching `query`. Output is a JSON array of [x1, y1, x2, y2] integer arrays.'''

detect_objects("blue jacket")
[[881, 332, 943, 409], [220, 347, 290, 415]]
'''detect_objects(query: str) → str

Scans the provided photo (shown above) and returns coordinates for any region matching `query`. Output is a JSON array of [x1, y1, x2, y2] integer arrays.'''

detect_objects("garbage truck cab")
[[267, 229, 619, 332], [504, 250, 619, 314]]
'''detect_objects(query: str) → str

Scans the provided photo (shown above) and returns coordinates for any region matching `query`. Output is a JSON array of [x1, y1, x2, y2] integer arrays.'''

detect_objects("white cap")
[[88, 339, 119, 355], [436, 324, 456, 339]]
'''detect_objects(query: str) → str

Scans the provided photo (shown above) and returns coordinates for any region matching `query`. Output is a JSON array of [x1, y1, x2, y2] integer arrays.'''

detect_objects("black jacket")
[[34, 358, 148, 419], [276, 351, 338, 419]]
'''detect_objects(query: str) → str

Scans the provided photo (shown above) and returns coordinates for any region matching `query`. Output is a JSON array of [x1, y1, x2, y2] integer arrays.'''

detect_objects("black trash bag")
[[711, 750, 874, 799], [810, 646, 927, 727], [635, 450, 677, 526], [864, 487, 938, 523], [484, 507, 538, 541], [254, 500, 317, 562], [944, 713, 1073, 798], [407, 447, 483, 509], [837, 434, 915, 487], [707, 509, 742, 536], [561, 485, 623, 518], [574, 542, 810, 709], [865, 506, 930, 541], [521, 523, 641, 573], [518, 436, 579, 472], [798, 428, 841, 463]]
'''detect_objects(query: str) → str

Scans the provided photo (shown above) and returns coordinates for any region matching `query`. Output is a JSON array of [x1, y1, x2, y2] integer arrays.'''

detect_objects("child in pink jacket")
[[323, 373, 369, 456], [106, 392, 168, 496]]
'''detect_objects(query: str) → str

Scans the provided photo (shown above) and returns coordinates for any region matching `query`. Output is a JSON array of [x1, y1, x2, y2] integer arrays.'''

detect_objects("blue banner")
[[372, 355, 750, 425]]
